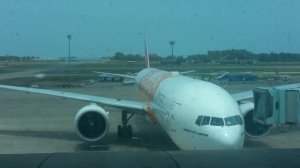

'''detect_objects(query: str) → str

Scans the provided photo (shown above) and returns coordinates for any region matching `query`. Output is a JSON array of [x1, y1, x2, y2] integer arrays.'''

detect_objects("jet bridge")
[[253, 87, 300, 126]]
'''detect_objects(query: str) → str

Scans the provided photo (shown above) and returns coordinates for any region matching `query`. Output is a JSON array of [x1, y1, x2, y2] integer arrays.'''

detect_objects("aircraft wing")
[[231, 91, 253, 102], [231, 83, 300, 102], [179, 70, 196, 75], [93, 71, 136, 79], [0, 84, 146, 114]]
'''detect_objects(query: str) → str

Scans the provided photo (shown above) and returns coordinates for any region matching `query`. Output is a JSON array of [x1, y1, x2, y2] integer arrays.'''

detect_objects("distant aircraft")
[[98, 73, 123, 82], [215, 72, 258, 82], [34, 73, 46, 79], [0, 41, 273, 150]]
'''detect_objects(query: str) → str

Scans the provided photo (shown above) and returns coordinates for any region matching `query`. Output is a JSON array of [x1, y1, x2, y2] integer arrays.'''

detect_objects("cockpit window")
[[196, 115, 241, 127], [195, 115, 203, 126], [201, 116, 210, 126], [234, 115, 243, 125], [224, 115, 243, 126], [210, 117, 224, 126], [225, 117, 236, 126]]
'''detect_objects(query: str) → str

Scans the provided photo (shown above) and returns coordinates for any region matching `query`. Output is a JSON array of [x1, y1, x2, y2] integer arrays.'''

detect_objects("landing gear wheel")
[[117, 125, 122, 137], [128, 125, 133, 138], [117, 111, 135, 139], [117, 124, 133, 138]]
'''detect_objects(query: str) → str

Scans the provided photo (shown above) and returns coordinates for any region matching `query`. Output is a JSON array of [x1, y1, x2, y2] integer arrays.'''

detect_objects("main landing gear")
[[118, 111, 135, 138]]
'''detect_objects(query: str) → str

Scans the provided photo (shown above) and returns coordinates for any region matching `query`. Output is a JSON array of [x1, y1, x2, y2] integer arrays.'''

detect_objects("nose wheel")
[[117, 111, 134, 138]]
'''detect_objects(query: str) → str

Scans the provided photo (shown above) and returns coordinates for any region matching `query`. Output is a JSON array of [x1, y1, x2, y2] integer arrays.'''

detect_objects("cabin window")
[[195, 115, 203, 126], [210, 117, 224, 126], [201, 116, 210, 126]]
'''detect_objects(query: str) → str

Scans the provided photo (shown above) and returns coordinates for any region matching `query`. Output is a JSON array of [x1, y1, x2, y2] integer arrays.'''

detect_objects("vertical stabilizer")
[[144, 37, 150, 68]]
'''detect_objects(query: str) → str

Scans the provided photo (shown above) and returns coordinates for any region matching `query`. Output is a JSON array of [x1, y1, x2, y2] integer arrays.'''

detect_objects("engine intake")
[[75, 104, 109, 142], [239, 102, 272, 139]]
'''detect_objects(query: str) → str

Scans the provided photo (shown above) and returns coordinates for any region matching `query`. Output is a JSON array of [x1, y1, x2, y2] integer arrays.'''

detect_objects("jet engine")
[[74, 104, 109, 142], [239, 101, 272, 139]]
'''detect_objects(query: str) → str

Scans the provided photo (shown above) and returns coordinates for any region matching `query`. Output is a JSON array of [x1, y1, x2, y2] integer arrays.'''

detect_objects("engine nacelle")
[[74, 104, 109, 142], [239, 101, 272, 139]]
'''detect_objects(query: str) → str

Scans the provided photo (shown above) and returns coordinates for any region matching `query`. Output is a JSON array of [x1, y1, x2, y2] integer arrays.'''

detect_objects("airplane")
[[0, 42, 273, 150], [215, 72, 258, 82]]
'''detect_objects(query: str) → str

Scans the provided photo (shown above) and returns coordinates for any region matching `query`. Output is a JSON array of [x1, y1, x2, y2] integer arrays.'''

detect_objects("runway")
[[0, 79, 300, 153]]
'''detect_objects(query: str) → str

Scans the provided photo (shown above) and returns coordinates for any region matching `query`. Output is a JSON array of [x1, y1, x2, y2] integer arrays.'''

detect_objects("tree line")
[[0, 55, 38, 61], [2, 49, 300, 63], [112, 49, 300, 63]]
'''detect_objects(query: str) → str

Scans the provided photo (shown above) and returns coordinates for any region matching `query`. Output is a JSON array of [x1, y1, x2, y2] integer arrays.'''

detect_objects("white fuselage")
[[135, 68, 244, 150]]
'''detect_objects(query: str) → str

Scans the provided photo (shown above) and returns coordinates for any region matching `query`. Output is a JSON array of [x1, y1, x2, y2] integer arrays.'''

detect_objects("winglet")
[[144, 37, 150, 68]]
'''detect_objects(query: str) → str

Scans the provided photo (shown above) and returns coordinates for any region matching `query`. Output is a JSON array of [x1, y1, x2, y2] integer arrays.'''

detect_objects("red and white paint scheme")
[[134, 68, 244, 149]]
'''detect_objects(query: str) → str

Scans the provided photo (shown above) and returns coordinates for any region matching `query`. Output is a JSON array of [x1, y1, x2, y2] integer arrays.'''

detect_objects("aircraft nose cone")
[[221, 133, 242, 148], [215, 127, 244, 149]]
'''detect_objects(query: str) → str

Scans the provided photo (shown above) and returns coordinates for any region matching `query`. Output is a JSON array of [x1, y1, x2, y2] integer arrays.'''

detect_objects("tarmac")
[[0, 77, 300, 154]]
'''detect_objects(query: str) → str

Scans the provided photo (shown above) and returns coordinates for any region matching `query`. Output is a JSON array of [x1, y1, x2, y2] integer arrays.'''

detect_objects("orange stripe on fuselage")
[[146, 106, 157, 123], [139, 69, 172, 99]]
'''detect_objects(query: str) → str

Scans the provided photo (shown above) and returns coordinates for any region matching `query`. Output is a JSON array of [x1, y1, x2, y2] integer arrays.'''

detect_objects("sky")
[[0, 0, 299, 58]]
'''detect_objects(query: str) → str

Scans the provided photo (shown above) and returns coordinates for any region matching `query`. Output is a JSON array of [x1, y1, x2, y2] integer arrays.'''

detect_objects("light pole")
[[67, 35, 72, 65], [169, 41, 175, 57], [66, 35, 72, 85]]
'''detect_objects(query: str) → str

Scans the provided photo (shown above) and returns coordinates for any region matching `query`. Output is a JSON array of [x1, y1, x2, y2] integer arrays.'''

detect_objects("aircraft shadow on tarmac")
[[0, 129, 272, 150], [0, 129, 79, 141], [244, 139, 270, 148], [0, 129, 178, 151], [75, 132, 179, 151]]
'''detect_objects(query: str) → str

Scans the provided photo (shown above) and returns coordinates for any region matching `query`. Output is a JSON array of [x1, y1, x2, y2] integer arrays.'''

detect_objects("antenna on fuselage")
[[144, 36, 150, 68]]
